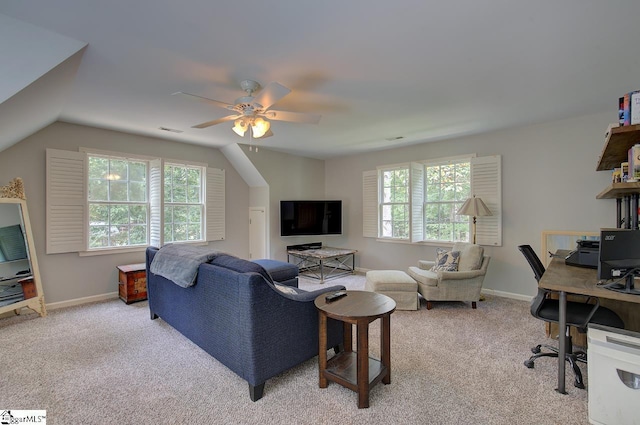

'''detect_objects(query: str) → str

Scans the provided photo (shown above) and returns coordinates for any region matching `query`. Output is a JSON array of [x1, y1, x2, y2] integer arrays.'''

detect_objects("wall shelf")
[[596, 124, 640, 171], [597, 182, 640, 199]]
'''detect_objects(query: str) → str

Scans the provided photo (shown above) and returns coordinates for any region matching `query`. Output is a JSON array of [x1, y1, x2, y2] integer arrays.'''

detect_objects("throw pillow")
[[274, 283, 299, 295], [430, 248, 460, 272]]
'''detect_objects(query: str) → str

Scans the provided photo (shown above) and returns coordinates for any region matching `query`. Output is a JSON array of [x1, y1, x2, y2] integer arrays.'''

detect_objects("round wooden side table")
[[315, 290, 396, 408]]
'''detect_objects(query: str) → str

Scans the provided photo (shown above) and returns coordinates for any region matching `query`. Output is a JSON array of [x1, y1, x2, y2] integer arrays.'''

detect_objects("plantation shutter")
[[149, 159, 163, 247], [46, 149, 86, 254], [471, 155, 502, 246], [206, 168, 225, 241], [410, 162, 424, 243], [362, 170, 378, 238]]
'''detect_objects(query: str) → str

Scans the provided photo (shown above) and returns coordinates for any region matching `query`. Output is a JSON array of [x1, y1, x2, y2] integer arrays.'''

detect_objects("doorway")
[[249, 207, 267, 259]]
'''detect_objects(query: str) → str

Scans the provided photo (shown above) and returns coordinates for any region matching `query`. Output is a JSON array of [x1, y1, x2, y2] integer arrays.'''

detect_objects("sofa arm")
[[418, 260, 435, 270], [438, 269, 486, 280], [277, 284, 346, 302]]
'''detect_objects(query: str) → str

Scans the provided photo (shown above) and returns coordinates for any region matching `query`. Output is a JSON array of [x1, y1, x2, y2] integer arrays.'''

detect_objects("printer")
[[565, 239, 599, 269]]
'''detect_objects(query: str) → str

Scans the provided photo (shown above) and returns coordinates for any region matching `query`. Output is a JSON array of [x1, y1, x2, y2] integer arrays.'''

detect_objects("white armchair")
[[407, 242, 490, 310]]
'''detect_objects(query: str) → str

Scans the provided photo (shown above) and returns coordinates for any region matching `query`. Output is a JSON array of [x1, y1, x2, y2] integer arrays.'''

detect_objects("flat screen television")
[[280, 200, 342, 236], [598, 228, 640, 295]]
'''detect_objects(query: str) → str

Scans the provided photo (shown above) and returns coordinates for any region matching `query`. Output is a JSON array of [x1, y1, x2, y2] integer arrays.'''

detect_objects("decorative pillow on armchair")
[[430, 248, 460, 272]]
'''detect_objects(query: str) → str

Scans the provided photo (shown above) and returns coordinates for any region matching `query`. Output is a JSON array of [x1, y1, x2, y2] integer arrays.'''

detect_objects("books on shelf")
[[619, 90, 640, 126], [628, 144, 640, 182], [632, 91, 640, 125]]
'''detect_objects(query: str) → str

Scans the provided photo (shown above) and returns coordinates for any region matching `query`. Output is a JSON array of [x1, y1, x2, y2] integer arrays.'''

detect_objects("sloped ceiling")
[[0, 14, 86, 152], [1, 2, 640, 159]]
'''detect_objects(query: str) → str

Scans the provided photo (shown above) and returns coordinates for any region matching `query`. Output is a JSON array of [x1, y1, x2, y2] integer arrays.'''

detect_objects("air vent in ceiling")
[[159, 127, 183, 133]]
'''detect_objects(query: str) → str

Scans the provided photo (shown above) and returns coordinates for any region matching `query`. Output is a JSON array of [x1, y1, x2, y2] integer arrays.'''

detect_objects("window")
[[163, 164, 204, 243], [45, 148, 226, 255], [88, 155, 148, 248], [424, 160, 470, 242], [363, 155, 502, 246], [380, 168, 410, 239]]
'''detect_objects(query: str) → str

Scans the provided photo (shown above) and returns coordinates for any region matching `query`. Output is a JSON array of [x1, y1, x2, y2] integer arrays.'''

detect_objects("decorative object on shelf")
[[0, 178, 25, 200], [628, 144, 640, 182], [612, 167, 622, 183], [457, 195, 492, 244]]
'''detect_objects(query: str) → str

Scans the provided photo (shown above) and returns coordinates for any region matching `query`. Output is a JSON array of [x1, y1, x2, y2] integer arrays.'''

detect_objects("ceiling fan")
[[173, 80, 321, 139]]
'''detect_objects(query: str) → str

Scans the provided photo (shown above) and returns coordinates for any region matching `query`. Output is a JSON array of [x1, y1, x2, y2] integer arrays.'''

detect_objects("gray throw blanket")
[[150, 244, 220, 288]]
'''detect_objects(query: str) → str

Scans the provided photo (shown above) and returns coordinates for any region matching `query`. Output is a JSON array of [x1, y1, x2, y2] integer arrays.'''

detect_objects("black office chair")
[[518, 244, 625, 389]]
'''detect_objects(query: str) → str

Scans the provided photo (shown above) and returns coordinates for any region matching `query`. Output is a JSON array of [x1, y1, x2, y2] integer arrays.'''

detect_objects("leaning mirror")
[[0, 178, 46, 317]]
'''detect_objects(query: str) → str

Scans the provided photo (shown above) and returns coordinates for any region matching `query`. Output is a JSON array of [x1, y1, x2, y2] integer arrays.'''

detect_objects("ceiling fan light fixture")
[[232, 118, 248, 136], [251, 117, 270, 138]]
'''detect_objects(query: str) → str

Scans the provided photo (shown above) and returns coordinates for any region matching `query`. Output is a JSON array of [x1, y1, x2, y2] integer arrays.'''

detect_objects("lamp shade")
[[251, 117, 270, 138], [232, 118, 248, 136], [457, 196, 492, 217]]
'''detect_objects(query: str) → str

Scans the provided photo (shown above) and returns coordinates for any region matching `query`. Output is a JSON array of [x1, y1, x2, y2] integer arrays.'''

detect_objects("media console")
[[286, 243, 357, 283]]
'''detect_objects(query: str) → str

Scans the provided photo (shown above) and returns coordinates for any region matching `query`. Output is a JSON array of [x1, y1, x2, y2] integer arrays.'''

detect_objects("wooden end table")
[[117, 263, 147, 304], [315, 290, 396, 408]]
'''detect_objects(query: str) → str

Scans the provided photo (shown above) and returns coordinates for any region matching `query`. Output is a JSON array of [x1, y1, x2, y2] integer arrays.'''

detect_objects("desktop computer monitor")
[[598, 228, 640, 295]]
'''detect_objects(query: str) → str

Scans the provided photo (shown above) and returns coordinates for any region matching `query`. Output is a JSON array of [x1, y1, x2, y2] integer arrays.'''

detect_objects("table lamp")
[[457, 195, 492, 244]]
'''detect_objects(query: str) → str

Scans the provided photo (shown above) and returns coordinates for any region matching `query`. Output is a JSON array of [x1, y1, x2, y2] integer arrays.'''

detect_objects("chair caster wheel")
[[574, 381, 585, 389], [524, 360, 534, 369], [531, 346, 541, 354]]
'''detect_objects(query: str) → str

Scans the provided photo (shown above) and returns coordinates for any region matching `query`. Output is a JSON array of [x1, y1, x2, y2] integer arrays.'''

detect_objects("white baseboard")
[[481, 288, 532, 302], [46, 292, 119, 311]]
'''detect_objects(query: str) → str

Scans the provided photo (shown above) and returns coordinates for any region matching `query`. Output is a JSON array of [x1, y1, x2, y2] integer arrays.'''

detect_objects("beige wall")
[[241, 144, 328, 262], [0, 122, 250, 304], [0, 110, 622, 305], [324, 111, 617, 298]]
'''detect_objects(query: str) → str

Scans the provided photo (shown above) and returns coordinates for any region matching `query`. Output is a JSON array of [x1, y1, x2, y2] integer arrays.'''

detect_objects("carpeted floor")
[[0, 274, 590, 424]]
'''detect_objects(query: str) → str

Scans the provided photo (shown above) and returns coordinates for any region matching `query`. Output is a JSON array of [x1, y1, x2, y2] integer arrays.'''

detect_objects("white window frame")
[[421, 156, 473, 244], [378, 165, 411, 240], [86, 153, 150, 250], [363, 154, 502, 246], [162, 162, 206, 244], [46, 148, 225, 256]]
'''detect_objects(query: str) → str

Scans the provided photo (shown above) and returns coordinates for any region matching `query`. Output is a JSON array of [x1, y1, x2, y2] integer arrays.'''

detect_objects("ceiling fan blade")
[[253, 82, 291, 110], [266, 110, 321, 124], [192, 115, 240, 129], [261, 129, 274, 139], [172, 91, 234, 110]]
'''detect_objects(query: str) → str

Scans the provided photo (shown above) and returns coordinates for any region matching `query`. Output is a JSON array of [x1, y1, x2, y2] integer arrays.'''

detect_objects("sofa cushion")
[[252, 259, 298, 282], [430, 248, 460, 272], [209, 254, 273, 283], [453, 242, 484, 271], [407, 266, 439, 287]]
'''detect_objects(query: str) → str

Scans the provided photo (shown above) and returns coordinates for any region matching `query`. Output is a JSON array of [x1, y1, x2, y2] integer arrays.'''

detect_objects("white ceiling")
[[1, 1, 639, 159]]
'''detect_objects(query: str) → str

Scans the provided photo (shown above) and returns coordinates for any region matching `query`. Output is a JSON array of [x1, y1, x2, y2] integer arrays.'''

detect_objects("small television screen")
[[280, 200, 342, 236], [598, 228, 640, 295]]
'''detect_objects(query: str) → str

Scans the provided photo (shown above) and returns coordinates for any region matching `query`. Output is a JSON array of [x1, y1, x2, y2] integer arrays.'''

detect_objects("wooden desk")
[[539, 250, 640, 393]]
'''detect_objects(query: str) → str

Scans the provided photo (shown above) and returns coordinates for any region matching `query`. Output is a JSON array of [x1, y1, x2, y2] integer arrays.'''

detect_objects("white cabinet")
[[588, 324, 640, 425]]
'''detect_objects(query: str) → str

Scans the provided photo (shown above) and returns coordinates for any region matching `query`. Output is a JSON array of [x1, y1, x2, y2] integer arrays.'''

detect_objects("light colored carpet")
[[0, 273, 590, 424]]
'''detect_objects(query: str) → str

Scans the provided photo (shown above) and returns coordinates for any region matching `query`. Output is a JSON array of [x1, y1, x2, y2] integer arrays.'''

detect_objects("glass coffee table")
[[315, 290, 396, 408]]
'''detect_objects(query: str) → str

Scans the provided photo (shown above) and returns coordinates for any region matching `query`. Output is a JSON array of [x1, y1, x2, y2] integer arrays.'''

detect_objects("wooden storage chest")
[[117, 263, 147, 304]]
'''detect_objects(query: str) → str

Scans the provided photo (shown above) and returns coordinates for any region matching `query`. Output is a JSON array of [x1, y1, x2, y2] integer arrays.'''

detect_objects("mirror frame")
[[0, 178, 46, 317]]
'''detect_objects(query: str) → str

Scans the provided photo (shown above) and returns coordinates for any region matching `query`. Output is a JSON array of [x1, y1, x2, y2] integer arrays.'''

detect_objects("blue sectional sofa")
[[145, 246, 345, 401]]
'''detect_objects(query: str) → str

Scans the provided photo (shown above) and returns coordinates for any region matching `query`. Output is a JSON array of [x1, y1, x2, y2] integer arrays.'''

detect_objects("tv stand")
[[286, 242, 322, 251]]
